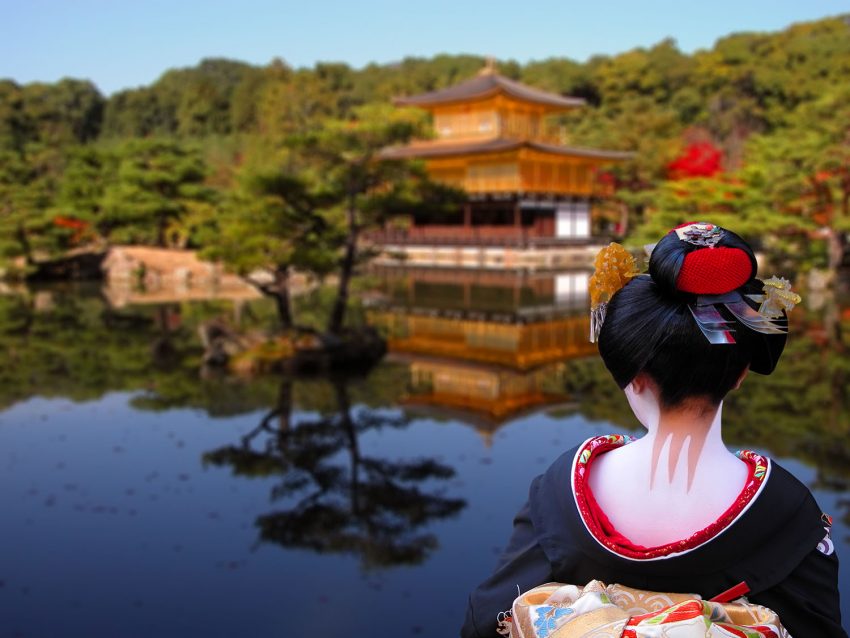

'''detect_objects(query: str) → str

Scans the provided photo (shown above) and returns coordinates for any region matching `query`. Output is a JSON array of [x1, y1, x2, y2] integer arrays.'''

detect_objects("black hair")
[[597, 226, 787, 409]]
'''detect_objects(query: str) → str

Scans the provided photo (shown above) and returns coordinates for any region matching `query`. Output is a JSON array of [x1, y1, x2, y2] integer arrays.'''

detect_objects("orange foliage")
[[53, 215, 90, 244]]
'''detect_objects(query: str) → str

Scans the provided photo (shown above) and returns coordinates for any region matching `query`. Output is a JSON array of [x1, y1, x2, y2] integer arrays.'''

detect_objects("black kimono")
[[461, 437, 846, 638]]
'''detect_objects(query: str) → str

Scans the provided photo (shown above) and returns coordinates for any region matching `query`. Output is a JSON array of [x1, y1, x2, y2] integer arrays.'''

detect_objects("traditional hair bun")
[[648, 222, 757, 297], [598, 222, 789, 404]]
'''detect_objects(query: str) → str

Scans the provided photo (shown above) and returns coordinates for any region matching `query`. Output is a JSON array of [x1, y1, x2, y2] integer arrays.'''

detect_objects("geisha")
[[460, 223, 845, 638]]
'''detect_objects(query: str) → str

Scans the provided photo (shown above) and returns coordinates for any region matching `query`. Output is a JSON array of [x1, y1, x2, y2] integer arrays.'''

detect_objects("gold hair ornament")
[[746, 276, 802, 318], [589, 243, 640, 343]]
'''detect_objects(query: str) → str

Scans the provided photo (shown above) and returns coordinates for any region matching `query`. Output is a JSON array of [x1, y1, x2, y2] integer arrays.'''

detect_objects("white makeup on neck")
[[625, 379, 720, 492], [588, 378, 747, 546]]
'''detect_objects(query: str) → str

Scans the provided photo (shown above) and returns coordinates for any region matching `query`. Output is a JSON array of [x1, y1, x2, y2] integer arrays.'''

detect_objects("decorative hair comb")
[[688, 278, 801, 344], [674, 221, 724, 247]]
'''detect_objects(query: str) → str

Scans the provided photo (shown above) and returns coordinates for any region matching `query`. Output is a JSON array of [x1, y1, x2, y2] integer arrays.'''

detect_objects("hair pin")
[[745, 276, 802, 318], [688, 303, 737, 344]]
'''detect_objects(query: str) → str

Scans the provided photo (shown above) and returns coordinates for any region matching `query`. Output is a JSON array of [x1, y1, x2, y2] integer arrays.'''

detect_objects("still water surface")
[[1, 270, 848, 637]]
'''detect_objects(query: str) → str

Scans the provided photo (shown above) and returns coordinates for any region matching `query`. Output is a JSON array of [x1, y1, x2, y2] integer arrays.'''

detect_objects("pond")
[[1, 269, 848, 637]]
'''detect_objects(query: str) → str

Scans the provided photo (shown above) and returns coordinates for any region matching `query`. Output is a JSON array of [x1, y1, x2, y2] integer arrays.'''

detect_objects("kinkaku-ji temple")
[[374, 63, 632, 269], [363, 64, 627, 439]]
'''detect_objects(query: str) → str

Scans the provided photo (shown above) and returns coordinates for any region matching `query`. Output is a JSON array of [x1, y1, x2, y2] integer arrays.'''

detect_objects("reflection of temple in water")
[[366, 266, 594, 442], [393, 355, 573, 446]]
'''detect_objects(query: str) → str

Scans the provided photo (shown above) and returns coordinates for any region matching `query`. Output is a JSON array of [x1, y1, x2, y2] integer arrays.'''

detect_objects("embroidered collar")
[[571, 435, 770, 560]]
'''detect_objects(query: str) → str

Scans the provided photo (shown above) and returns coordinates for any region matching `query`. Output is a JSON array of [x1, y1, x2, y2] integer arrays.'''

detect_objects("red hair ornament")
[[676, 247, 753, 295], [669, 223, 793, 344]]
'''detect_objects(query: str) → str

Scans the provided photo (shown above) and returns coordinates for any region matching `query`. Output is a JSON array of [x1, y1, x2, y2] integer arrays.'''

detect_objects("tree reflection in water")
[[203, 374, 467, 568]]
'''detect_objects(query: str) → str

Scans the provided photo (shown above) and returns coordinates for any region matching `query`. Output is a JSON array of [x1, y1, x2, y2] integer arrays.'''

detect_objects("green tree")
[[201, 155, 339, 330], [0, 144, 65, 272], [628, 174, 769, 245], [101, 86, 173, 138], [744, 88, 850, 272], [292, 104, 462, 334], [172, 58, 256, 136], [20, 79, 104, 145], [54, 144, 117, 244], [100, 138, 215, 246], [254, 65, 338, 138], [0, 81, 32, 152]]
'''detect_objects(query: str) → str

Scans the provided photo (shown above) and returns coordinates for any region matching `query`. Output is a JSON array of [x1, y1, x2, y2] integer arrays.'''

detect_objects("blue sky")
[[3, 0, 848, 95]]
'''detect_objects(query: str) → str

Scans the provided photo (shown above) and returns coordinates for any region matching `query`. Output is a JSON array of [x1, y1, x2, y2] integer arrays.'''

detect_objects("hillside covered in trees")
[[2, 14, 850, 278]]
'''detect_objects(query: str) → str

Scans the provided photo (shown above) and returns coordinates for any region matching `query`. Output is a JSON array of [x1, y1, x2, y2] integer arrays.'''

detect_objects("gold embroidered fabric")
[[508, 581, 789, 638]]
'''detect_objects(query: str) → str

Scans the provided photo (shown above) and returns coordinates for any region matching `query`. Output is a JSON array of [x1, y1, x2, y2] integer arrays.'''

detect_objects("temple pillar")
[[514, 200, 522, 245]]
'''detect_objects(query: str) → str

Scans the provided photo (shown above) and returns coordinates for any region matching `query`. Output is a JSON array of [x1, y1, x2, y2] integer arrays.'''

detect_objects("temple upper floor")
[[394, 67, 585, 145], [430, 104, 559, 144]]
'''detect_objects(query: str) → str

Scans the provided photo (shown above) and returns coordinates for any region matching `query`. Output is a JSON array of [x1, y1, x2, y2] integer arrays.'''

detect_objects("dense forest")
[[2, 14, 850, 281]]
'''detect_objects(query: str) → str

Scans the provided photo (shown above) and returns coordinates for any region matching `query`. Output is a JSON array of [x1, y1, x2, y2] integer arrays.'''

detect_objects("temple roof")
[[379, 138, 634, 161], [400, 395, 575, 433], [395, 71, 586, 110]]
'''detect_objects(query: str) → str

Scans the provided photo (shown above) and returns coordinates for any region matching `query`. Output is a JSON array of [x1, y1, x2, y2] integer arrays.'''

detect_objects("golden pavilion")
[[375, 63, 632, 268]]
